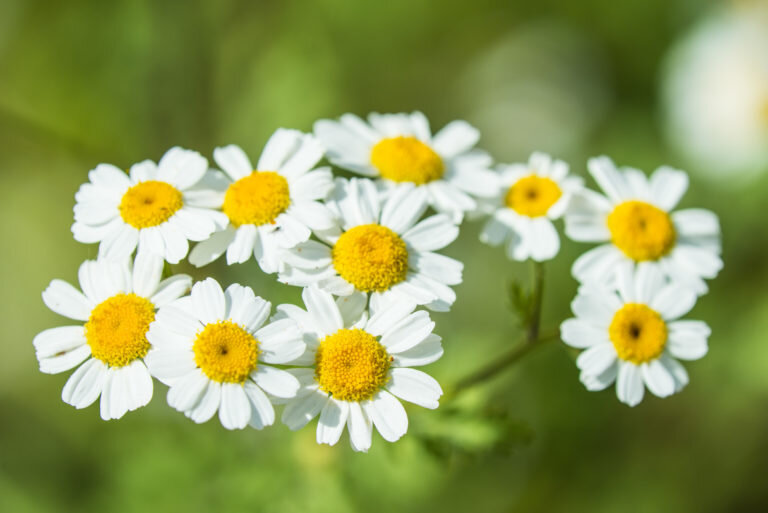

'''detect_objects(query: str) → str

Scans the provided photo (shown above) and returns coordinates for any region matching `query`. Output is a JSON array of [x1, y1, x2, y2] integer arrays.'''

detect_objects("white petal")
[[386, 368, 441, 409], [253, 228, 281, 274], [391, 334, 443, 367], [672, 209, 720, 238], [287, 200, 336, 232], [659, 354, 689, 392], [39, 344, 91, 375], [282, 391, 328, 431], [218, 383, 251, 430], [409, 251, 463, 285], [88, 163, 131, 191], [380, 311, 435, 354], [256, 320, 306, 364], [132, 251, 164, 298], [380, 185, 428, 234], [480, 215, 511, 247], [139, 225, 165, 256], [167, 370, 208, 412], [571, 245, 624, 284], [251, 365, 300, 399], [153, 301, 202, 338], [33, 325, 86, 359], [278, 133, 325, 180], [426, 180, 476, 217], [347, 402, 373, 452], [588, 156, 631, 203], [365, 390, 408, 443], [158, 222, 189, 264], [336, 292, 367, 327], [302, 286, 344, 336], [667, 320, 709, 360], [187, 381, 221, 423], [571, 292, 620, 327], [314, 118, 374, 169], [317, 399, 349, 446], [580, 364, 618, 391], [225, 284, 270, 331], [72, 218, 122, 244], [564, 213, 611, 242], [191, 278, 226, 324], [528, 217, 560, 261], [189, 228, 236, 267], [365, 299, 416, 336], [213, 145, 253, 181], [144, 347, 196, 385], [273, 213, 312, 248], [171, 208, 219, 242], [62, 358, 107, 409], [226, 224, 258, 265], [150, 275, 193, 307], [650, 284, 697, 320], [641, 360, 675, 398], [98, 223, 140, 262], [289, 169, 335, 202], [78, 259, 130, 304], [615, 362, 644, 407], [402, 214, 459, 252], [650, 166, 688, 210], [432, 120, 479, 158], [448, 160, 500, 198], [243, 381, 275, 429], [576, 343, 617, 376], [560, 318, 609, 349], [258, 129, 302, 171], [157, 147, 208, 190]]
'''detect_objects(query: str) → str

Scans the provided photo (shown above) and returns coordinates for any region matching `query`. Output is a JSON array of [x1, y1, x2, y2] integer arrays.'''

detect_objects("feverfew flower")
[[280, 287, 443, 452], [480, 152, 583, 261], [145, 278, 303, 430], [189, 129, 336, 273], [280, 178, 462, 312], [33, 253, 192, 419], [314, 111, 499, 221], [565, 156, 723, 294], [561, 264, 709, 406], [72, 147, 228, 264]]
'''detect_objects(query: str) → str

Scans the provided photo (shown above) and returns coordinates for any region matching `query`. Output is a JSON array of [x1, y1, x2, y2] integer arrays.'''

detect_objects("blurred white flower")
[[663, 4, 768, 180]]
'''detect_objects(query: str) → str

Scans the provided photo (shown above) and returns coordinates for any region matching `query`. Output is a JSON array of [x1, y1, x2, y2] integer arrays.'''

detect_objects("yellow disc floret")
[[119, 181, 184, 228], [609, 303, 667, 364], [505, 175, 562, 217], [85, 293, 155, 367], [332, 224, 409, 292], [223, 171, 291, 227], [607, 200, 676, 261], [193, 321, 260, 384], [370, 136, 444, 185], [315, 328, 392, 402]]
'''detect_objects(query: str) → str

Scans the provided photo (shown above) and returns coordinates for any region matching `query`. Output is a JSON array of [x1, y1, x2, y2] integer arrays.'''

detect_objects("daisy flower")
[[144, 278, 303, 430], [280, 178, 462, 312], [561, 264, 709, 406], [188, 129, 335, 273], [279, 287, 443, 452], [33, 253, 192, 419], [72, 147, 228, 264], [479, 152, 583, 261], [565, 156, 723, 294], [314, 111, 499, 221]]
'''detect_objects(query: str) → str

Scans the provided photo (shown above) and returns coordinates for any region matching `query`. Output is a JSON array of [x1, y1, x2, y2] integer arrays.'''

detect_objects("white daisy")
[[479, 152, 583, 261], [561, 263, 709, 407], [72, 147, 228, 264], [314, 111, 499, 221], [188, 129, 335, 273], [144, 278, 303, 430], [279, 287, 443, 452], [565, 156, 723, 294], [33, 253, 192, 419], [280, 177, 462, 312]]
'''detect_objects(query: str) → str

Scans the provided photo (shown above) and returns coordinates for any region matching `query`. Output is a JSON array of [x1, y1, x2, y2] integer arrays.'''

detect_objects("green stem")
[[445, 261, 554, 401]]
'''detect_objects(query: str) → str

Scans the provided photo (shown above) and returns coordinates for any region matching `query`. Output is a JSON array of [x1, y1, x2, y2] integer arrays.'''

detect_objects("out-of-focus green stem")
[[445, 261, 555, 401]]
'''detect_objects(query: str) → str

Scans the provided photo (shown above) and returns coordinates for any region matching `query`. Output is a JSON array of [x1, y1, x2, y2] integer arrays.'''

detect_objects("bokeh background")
[[2, 0, 768, 511]]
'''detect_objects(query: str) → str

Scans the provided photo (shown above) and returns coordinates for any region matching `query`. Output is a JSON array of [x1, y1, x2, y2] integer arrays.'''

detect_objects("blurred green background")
[[2, 0, 768, 511]]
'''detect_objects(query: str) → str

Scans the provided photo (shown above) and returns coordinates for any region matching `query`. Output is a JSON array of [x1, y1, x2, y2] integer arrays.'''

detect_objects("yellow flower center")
[[505, 175, 562, 217], [222, 171, 291, 227], [607, 200, 676, 261], [119, 181, 184, 229], [609, 303, 667, 364], [193, 321, 260, 384], [85, 293, 155, 367], [315, 328, 392, 402], [370, 136, 444, 185], [331, 224, 409, 292]]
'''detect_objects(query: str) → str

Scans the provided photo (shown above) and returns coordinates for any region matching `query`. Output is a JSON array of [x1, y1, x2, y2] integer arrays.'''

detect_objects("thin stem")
[[445, 262, 554, 401]]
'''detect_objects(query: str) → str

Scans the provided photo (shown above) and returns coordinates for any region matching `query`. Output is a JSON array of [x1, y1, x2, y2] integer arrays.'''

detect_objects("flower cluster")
[[35, 112, 722, 452]]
